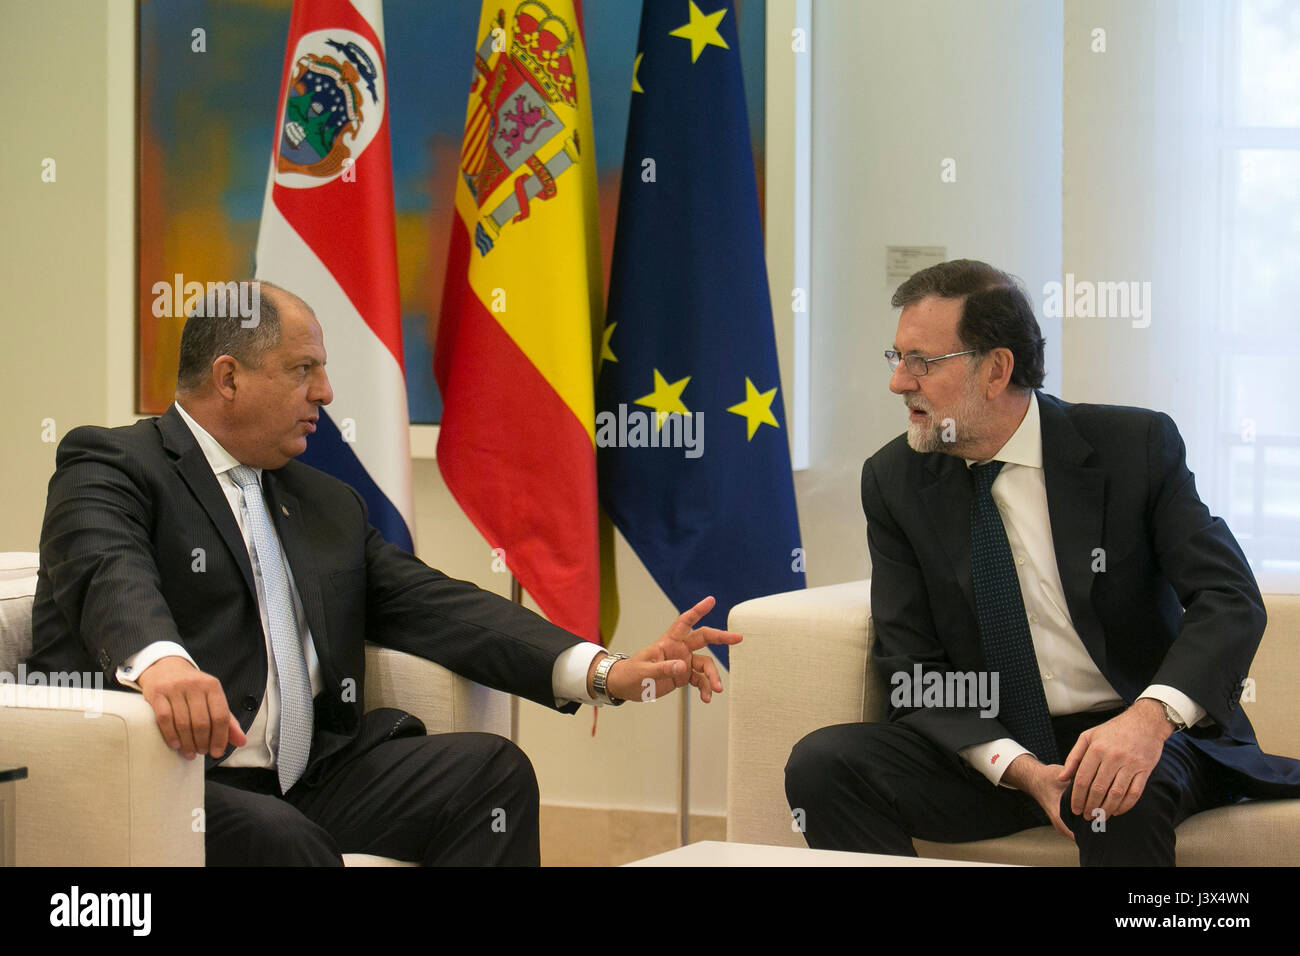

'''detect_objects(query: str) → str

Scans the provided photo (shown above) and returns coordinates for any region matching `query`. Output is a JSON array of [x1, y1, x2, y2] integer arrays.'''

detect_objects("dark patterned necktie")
[[970, 460, 1058, 764]]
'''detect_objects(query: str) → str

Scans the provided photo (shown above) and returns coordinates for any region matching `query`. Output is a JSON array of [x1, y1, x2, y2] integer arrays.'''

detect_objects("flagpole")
[[509, 575, 522, 745], [678, 690, 690, 846]]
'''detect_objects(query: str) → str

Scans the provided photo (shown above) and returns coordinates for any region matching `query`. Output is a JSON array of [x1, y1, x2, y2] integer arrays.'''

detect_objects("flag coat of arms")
[[597, 0, 805, 666], [436, 1, 609, 643], [255, 0, 415, 551]]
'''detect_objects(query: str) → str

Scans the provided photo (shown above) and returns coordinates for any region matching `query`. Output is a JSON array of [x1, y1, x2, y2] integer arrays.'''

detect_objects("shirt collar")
[[965, 391, 1042, 470], [173, 401, 260, 480]]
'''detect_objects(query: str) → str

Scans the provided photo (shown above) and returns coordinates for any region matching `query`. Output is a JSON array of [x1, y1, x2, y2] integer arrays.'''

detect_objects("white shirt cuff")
[[960, 738, 1030, 787], [1140, 685, 1207, 728], [552, 642, 606, 706], [116, 642, 197, 689]]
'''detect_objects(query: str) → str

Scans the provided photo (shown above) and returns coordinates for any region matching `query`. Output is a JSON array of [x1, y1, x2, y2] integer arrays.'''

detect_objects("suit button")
[[98, 650, 112, 671], [242, 695, 257, 712]]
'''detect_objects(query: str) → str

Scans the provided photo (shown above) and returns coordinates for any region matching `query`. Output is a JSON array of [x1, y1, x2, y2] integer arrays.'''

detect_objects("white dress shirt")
[[956, 393, 1205, 785], [118, 403, 606, 770]]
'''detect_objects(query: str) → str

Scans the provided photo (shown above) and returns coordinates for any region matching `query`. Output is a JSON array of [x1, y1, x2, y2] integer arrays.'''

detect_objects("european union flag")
[[597, 0, 805, 666]]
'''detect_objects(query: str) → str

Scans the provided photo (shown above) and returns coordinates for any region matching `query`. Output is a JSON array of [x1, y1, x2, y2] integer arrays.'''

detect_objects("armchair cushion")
[[0, 552, 39, 675]]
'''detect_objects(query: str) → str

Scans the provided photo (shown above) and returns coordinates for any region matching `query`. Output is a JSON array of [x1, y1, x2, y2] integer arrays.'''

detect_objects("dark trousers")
[[205, 731, 540, 866], [785, 711, 1235, 866]]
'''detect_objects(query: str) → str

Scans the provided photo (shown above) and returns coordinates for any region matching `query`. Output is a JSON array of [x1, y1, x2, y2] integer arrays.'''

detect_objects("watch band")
[[592, 653, 629, 706]]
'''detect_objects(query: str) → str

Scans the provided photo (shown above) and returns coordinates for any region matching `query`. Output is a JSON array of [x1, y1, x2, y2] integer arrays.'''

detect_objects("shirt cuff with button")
[[960, 738, 1032, 788], [116, 641, 199, 690], [552, 641, 607, 706], [1139, 685, 1207, 729]]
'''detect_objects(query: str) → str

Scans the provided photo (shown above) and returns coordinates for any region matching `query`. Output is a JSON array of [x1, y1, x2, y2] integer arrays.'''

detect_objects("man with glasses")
[[785, 258, 1300, 865]]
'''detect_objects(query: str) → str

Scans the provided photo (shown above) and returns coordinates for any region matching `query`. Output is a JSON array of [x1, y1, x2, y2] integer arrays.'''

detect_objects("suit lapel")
[[919, 454, 976, 615], [159, 405, 256, 598], [261, 471, 329, 669], [1037, 393, 1109, 672]]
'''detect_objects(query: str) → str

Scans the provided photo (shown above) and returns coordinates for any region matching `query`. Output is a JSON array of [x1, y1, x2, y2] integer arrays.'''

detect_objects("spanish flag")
[[435, 1, 609, 643]]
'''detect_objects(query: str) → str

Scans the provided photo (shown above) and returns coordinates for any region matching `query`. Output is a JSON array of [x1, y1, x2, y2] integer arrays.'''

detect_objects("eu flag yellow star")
[[669, 1, 730, 64], [600, 323, 618, 365], [636, 369, 692, 429], [727, 377, 780, 440]]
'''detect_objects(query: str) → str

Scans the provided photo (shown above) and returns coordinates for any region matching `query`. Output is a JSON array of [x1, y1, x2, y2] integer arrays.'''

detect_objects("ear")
[[984, 347, 1016, 399], [211, 355, 239, 400]]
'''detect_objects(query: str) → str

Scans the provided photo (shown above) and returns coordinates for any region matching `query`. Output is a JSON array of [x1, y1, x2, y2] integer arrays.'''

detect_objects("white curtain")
[[1062, 0, 1300, 592]]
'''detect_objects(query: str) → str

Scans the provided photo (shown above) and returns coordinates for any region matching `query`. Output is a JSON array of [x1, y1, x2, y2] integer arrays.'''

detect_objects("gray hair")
[[175, 281, 304, 392], [891, 259, 1046, 390]]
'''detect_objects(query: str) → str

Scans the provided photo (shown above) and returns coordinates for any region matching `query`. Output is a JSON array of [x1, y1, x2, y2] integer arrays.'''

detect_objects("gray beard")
[[906, 417, 943, 453], [905, 396, 986, 456]]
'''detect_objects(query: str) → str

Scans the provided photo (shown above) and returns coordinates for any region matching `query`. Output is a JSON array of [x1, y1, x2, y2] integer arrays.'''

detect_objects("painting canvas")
[[137, 0, 766, 423]]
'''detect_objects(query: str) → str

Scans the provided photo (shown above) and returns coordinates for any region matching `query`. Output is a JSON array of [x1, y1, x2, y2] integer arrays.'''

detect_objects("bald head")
[[175, 280, 313, 395], [174, 280, 333, 468]]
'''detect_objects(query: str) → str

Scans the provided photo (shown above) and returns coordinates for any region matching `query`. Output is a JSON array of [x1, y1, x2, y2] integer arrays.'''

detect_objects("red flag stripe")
[[436, 219, 599, 640]]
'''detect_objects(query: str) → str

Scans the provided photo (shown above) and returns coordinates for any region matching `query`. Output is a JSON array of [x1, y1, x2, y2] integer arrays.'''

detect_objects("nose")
[[312, 368, 334, 407], [889, 361, 917, 395]]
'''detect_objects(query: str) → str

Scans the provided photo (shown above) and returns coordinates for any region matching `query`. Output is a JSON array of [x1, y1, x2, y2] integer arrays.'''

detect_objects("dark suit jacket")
[[861, 391, 1300, 796], [28, 404, 583, 778]]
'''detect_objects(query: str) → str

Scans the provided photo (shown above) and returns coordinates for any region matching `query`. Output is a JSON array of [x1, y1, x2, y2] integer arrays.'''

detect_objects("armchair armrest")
[[0, 648, 511, 867], [0, 684, 204, 866], [725, 580, 878, 848]]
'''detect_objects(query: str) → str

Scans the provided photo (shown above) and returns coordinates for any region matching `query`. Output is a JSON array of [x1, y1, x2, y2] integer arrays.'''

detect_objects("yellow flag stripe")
[[455, 0, 602, 443]]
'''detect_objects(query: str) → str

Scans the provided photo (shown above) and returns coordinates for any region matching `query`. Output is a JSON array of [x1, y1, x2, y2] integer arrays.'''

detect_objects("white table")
[[626, 840, 1010, 867]]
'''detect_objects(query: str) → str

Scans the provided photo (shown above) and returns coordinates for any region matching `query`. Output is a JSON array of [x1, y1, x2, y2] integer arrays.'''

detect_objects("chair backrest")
[[1245, 593, 1300, 758], [0, 553, 39, 676], [866, 592, 1300, 758]]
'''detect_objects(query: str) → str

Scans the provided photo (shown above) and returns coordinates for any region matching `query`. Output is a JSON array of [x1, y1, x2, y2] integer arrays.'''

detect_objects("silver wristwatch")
[[592, 653, 629, 706], [1158, 700, 1186, 732]]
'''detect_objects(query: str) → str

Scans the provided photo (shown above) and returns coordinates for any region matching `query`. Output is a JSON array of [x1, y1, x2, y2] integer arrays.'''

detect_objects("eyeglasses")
[[884, 349, 978, 377]]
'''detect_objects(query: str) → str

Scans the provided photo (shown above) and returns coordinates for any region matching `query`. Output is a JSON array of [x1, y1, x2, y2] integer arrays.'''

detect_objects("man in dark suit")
[[29, 281, 738, 866], [785, 259, 1300, 865]]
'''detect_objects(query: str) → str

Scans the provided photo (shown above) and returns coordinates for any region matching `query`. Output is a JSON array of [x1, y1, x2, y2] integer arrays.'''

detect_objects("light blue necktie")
[[230, 465, 314, 793]]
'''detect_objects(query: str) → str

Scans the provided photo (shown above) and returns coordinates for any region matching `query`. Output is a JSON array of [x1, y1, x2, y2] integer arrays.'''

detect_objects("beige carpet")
[[540, 804, 727, 866]]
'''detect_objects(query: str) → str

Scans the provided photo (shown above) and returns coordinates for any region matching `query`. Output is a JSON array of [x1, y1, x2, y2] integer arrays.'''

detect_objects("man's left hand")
[[1062, 698, 1172, 820], [587, 596, 742, 704]]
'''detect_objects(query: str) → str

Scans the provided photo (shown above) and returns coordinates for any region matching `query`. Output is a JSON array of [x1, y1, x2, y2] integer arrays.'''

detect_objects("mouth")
[[906, 404, 930, 422], [299, 418, 318, 434]]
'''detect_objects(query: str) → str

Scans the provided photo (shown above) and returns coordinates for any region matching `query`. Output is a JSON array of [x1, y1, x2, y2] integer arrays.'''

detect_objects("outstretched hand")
[[593, 596, 742, 704]]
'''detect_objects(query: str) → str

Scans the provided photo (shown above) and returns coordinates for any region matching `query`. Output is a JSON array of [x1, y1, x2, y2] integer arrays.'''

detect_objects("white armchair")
[[0, 552, 510, 866], [727, 579, 1300, 866]]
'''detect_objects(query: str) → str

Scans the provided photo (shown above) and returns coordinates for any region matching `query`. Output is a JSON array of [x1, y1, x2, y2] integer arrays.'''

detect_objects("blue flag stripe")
[[297, 409, 414, 552]]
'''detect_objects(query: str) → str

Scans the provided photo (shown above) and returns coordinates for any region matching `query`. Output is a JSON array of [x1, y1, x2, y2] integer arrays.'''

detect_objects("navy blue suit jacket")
[[861, 392, 1300, 796]]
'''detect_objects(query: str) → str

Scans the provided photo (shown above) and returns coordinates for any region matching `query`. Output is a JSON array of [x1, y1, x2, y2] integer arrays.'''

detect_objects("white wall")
[[2, 0, 111, 549], [802, 0, 1065, 587]]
